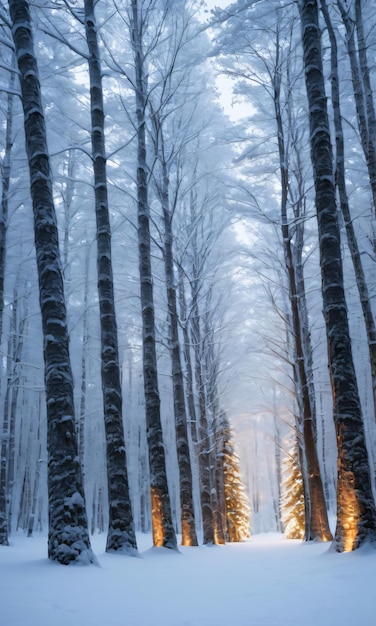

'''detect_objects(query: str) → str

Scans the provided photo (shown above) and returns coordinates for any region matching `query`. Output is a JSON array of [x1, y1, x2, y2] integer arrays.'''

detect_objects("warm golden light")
[[150, 487, 164, 547], [181, 520, 192, 547], [339, 470, 360, 552]]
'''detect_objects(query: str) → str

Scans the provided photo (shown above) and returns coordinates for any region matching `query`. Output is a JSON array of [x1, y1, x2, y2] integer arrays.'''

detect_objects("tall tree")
[[152, 119, 198, 546], [336, 0, 376, 230], [83, 0, 137, 555], [273, 19, 331, 542], [320, 0, 376, 427], [212, 2, 331, 541], [146, 4, 202, 545], [298, 0, 376, 552], [0, 11, 16, 546], [8, 0, 94, 564], [129, 0, 177, 550]]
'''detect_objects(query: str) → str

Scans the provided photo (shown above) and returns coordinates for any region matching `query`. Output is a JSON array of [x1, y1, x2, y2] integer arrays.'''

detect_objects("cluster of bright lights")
[[223, 431, 251, 542], [281, 443, 305, 540]]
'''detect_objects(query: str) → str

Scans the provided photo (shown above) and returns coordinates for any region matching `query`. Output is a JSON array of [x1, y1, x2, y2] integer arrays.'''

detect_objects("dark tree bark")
[[84, 0, 137, 555], [320, 0, 376, 425], [298, 0, 376, 552], [8, 0, 94, 564], [272, 29, 331, 542], [336, 0, 376, 223], [155, 141, 198, 546], [130, 0, 177, 550]]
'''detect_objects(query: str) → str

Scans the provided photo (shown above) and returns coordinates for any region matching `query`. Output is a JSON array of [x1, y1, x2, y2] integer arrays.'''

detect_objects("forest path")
[[1, 532, 374, 626]]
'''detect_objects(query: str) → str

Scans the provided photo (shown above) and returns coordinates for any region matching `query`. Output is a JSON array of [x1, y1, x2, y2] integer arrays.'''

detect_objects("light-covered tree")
[[220, 416, 250, 542], [281, 442, 305, 540]]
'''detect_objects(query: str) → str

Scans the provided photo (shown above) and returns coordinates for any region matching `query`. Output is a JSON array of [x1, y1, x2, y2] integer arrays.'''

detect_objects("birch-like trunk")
[[299, 0, 376, 551], [130, 0, 176, 550], [84, 0, 137, 555], [8, 0, 94, 564], [320, 0, 376, 425]]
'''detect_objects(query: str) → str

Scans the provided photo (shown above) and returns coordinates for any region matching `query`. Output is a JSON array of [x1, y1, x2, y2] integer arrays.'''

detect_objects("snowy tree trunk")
[[354, 0, 376, 215], [6, 286, 27, 533], [78, 249, 90, 472], [130, 0, 177, 550], [336, 0, 376, 224], [190, 275, 214, 544], [321, 0, 376, 425], [203, 307, 225, 545], [8, 0, 94, 564], [84, 0, 137, 555], [178, 265, 198, 445], [273, 402, 283, 533], [273, 48, 331, 542], [299, 0, 376, 552], [0, 56, 15, 343], [27, 411, 42, 538], [0, 59, 15, 546], [158, 153, 198, 546], [62, 149, 77, 284]]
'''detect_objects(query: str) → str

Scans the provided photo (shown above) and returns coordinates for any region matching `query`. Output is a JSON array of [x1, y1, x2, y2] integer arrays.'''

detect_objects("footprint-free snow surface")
[[1, 531, 374, 625]]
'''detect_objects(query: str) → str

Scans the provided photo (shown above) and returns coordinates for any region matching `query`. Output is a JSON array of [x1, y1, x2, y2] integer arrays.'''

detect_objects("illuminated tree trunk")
[[130, 0, 177, 550], [8, 0, 94, 564], [273, 36, 331, 542], [84, 0, 137, 555], [282, 441, 305, 539], [298, 0, 376, 552], [157, 146, 198, 547]]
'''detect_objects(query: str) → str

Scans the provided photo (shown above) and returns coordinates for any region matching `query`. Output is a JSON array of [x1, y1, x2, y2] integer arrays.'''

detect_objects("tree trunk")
[[78, 249, 91, 473], [84, 0, 138, 555], [273, 41, 332, 542], [336, 0, 376, 224], [354, 0, 376, 215], [321, 0, 376, 425], [130, 0, 177, 550], [9, 0, 94, 564], [0, 56, 16, 547], [190, 274, 214, 544], [158, 153, 197, 546], [298, 0, 376, 552], [178, 265, 198, 446]]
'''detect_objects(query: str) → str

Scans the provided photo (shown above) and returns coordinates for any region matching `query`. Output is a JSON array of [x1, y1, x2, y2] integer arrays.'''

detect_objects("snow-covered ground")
[[2, 531, 375, 626]]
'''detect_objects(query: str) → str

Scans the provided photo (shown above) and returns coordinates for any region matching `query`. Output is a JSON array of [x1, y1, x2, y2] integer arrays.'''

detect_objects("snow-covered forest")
[[1, 0, 376, 608]]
